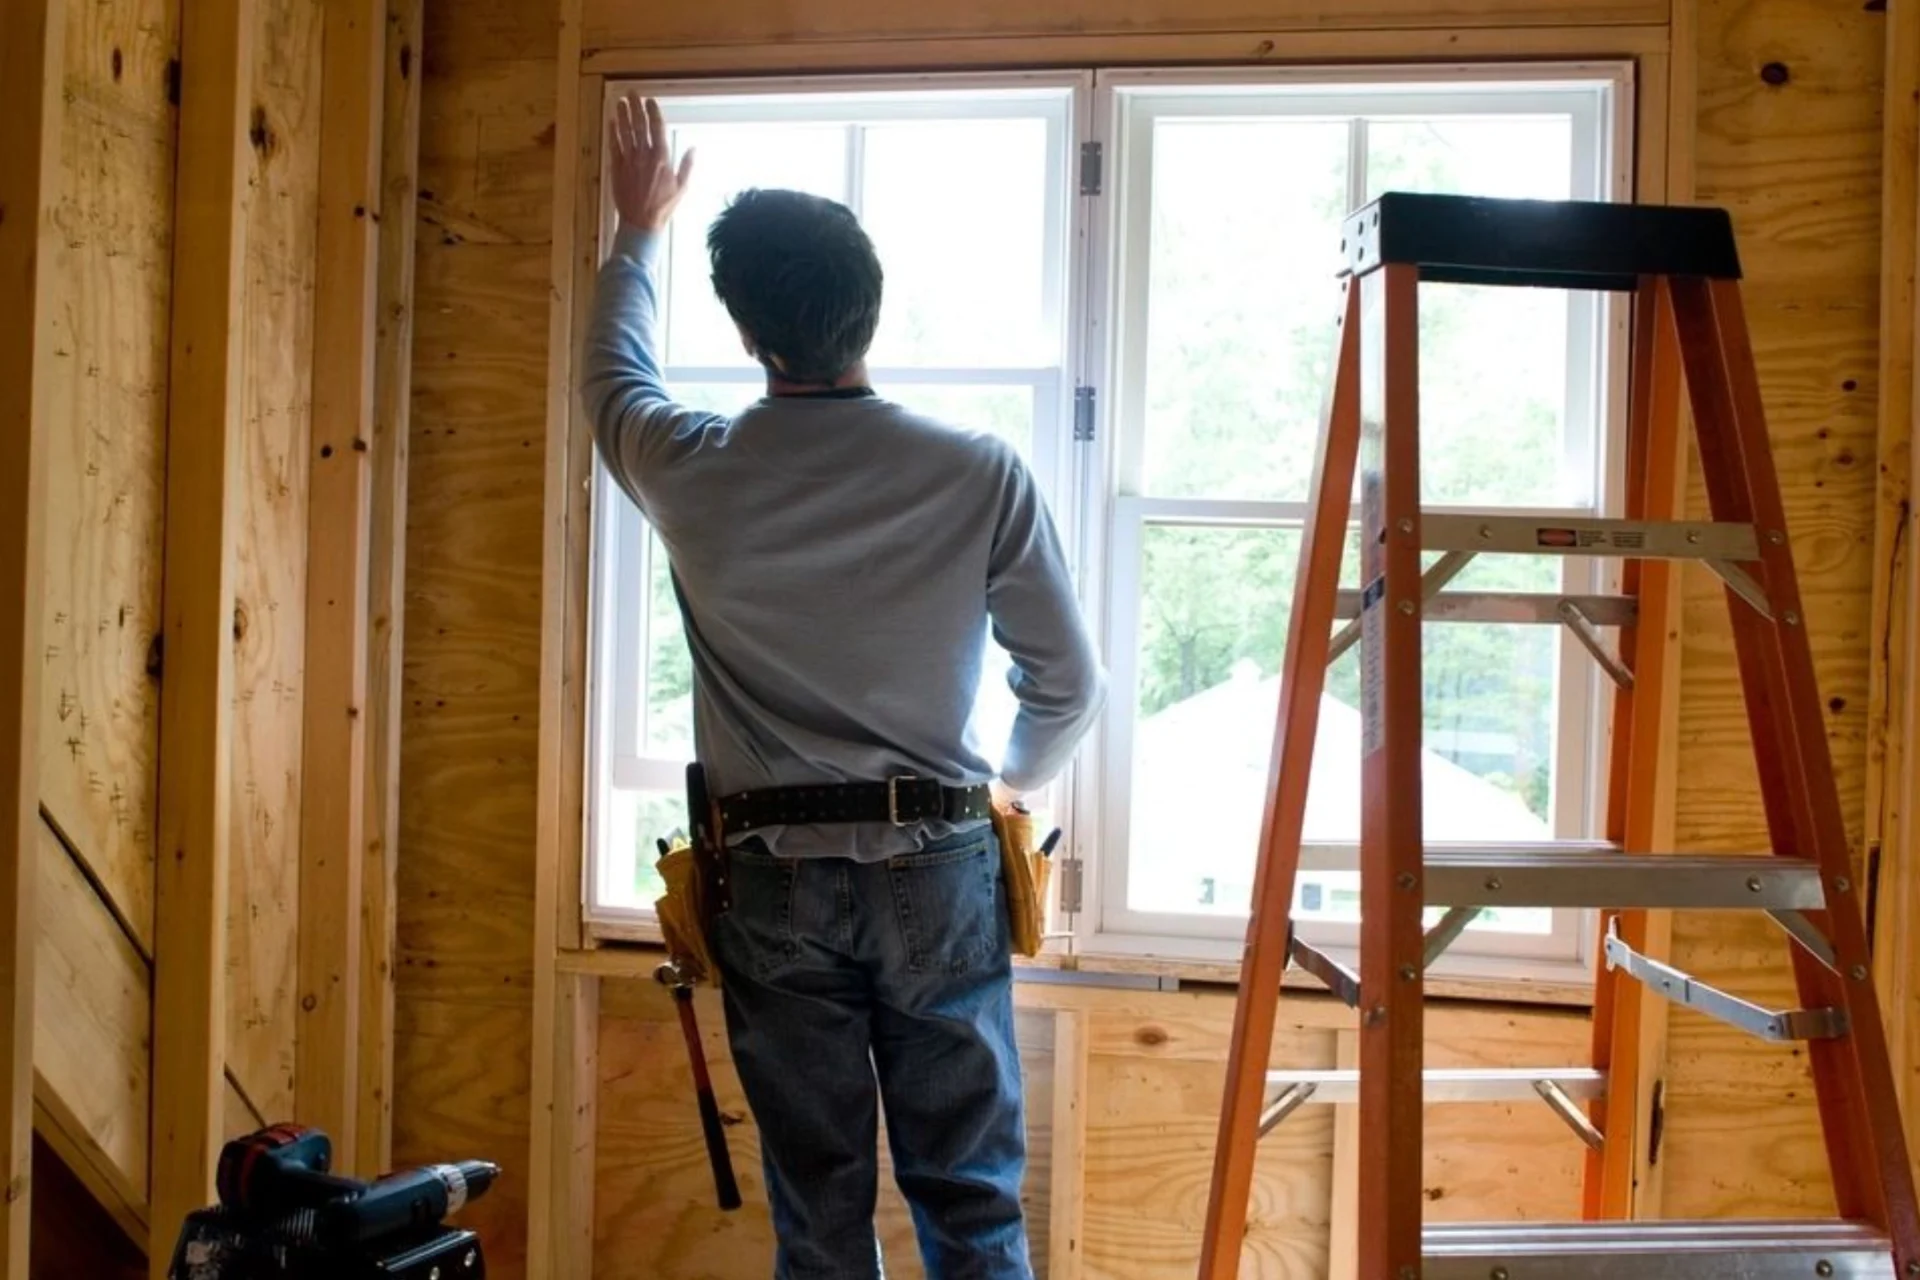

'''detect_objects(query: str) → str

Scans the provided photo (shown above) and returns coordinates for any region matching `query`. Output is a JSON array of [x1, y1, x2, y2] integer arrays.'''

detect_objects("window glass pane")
[[1127, 525, 1559, 918], [1140, 119, 1349, 500], [875, 383, 1036, 456], [1365, 115, 1573, 202], [1414, 284, 1572, 507], [667, 381, 762, 417], [642, 529, 693, 759], [1365, 115, 1581, 508], [1294, 872, 1552, 936], [862, 120, 1054, 366], [662, 122, 849, 367], [604, 787, 690, 908], [666, 381, 1037, 455]]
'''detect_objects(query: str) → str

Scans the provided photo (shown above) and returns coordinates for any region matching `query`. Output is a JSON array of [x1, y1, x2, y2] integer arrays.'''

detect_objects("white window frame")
[[584, 72, 1093, 927], [1071, 63, 1636, 986], [581, 63, 1637, 992]]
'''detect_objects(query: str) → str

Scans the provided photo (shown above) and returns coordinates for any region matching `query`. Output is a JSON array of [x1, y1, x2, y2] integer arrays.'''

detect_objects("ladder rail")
[[1672, 276, 1879, 1224], [1586, 273, 1687, 1220], [1355, 261, 1429, 1280], [1194, 279, 1363, 1280], [1675, 276, 1920, 1259]]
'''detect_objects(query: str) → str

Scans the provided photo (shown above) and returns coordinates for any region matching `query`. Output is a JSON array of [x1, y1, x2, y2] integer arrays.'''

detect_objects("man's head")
[[708, 189, 883, 386]]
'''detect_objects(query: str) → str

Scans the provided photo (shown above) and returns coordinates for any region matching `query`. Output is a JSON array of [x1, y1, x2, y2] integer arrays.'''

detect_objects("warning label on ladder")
[[1535, 525, 1647, 551], [1360, 574, 1385, 756]]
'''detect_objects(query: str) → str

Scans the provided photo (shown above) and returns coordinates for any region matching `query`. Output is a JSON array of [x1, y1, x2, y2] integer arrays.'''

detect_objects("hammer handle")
[[671, 985, 742, 1211]]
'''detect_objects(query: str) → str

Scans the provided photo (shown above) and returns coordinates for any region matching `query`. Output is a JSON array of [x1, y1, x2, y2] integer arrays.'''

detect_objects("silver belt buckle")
[[887, 775, 919, 826]]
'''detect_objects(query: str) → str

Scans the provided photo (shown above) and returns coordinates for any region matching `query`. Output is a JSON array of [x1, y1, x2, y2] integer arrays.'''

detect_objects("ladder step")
[[1421, 847, 1824, 910], [1297, 839, 1615, 871], [1264, 1067, 1603, 1105], [1422, 1220, 1892, 1280], [1332, 589, 1637, 627], [1421, 513, 1758, 561]]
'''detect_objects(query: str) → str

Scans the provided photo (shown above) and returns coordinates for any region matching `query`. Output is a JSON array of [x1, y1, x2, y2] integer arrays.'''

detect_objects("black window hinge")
[[1073, 385, 1096, 442], [1079, 140, 1103, 196]]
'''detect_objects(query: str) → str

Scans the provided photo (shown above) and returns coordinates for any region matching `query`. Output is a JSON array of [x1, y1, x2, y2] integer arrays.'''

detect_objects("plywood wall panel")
[[396, 8, 560, 1275], [224, 0, 324, 1128], [396, 241, 548, 1003], [1664, 0, 1886, 1218], [1084, 1054, 1332, 1280], [40, 0, 180, 952], [592, 981, 1595, 1277], [593, 993, 770, 1280], [393, 997, 535, 1277], [593, 984, 1056, 1280], [416, 59, 558, 250]]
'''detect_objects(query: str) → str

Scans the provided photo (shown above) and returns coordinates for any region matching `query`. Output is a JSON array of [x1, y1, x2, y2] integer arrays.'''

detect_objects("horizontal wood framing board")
[[582, 0, 1668, 60], [561, 941, 1598, 1008], [581, 23, 1668, 76]]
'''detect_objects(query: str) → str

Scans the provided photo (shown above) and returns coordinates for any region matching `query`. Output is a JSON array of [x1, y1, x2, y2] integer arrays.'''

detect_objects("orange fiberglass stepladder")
[[1196, 192, 1920, 1280]]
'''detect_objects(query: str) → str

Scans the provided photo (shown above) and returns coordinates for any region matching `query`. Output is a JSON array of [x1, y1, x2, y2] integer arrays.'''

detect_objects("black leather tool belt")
[[716, 776, 993, 835]]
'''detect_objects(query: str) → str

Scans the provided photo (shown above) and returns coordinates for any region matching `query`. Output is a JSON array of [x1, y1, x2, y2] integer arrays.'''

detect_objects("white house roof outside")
[[1129, 660, 1551, 913]]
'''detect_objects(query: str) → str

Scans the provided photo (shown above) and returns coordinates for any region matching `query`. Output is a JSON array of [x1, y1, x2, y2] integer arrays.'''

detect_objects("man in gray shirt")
[[585, 95, 1104, 1279]]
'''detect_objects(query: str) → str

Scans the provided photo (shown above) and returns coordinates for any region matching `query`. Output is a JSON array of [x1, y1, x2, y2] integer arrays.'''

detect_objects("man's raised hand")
[[609, 94, 694, 233]]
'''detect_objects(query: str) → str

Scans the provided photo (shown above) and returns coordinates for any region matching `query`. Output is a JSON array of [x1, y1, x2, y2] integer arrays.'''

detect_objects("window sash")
[[586, 72, 1089, 923], [1074, 64, 1632, 969], [1094, 498, 1604, 947]]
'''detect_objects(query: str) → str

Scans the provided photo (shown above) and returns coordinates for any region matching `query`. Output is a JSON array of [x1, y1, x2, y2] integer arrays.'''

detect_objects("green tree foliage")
[[1130, 117, 1583, 820]]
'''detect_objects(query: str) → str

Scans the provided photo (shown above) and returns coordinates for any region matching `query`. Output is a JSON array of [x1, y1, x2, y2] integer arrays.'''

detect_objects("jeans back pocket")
[[712, 847, 803, 980], [886, 833, 1002, 976]]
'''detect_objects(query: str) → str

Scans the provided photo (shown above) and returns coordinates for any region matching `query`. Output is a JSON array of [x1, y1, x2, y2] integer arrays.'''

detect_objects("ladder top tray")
[[1342, 192, 1743, 291]]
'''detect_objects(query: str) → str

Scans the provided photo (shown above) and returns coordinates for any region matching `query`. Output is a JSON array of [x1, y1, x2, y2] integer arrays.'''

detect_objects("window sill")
[[1016, 946, 1594, 1008], [573, 920, 1595, 1008]]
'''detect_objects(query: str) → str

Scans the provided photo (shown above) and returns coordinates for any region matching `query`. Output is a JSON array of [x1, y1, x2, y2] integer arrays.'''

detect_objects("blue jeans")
[[710, 825, 1033, 1280]]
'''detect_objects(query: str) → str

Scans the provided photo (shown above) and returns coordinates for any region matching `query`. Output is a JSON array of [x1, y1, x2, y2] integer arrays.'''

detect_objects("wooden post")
[[1870, 0, 1920, 1157], [298, 0, 386, 1174], [153, 2, 254, 1272], [1047, 1011, 1088, 1280], [0, 1, 65, 1273], [530, 0, 597, 1270], [1326, 1031, 1359, 1280], [358, 0, 424, 1178]]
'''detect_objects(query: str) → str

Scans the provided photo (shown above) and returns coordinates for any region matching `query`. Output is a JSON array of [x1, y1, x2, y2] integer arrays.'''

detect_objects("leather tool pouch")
[[991, 802, 1047, 958]]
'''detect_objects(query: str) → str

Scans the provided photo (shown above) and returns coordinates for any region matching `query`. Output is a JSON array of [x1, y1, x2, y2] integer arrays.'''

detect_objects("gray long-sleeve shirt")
[[581, 226, 1105, 859]]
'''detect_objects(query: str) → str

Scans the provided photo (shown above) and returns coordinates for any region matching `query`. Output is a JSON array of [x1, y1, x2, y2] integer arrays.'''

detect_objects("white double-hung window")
[[585, 65, 1632, 988]]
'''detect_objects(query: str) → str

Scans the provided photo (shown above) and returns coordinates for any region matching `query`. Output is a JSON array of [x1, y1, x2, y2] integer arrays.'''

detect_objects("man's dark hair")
[[707, 189, 884, 386]]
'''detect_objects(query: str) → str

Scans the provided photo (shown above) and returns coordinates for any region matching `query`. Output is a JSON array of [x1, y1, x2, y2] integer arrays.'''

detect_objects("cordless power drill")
[[168, 1124, 500, 1280]]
